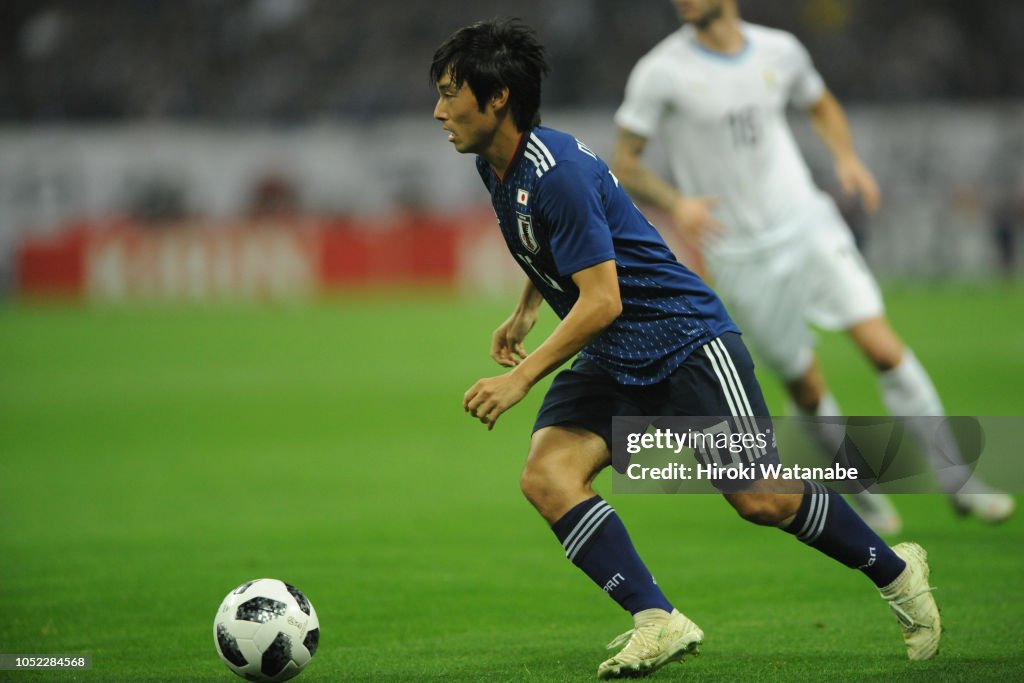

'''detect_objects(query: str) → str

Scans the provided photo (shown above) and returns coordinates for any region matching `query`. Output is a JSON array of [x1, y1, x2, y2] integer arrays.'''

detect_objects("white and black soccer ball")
[[213, 578, 320, 682]]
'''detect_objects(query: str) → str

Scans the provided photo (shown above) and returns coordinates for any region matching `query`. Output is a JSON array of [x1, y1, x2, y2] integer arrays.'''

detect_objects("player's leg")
[[686, 333, 907, 584], [528, 364, 702, 679], [724, 476, 904, 588], [709, 248, 902, 533], [521, 425, 684, 612], [724, 479, 940, 660], [783, 354, 828, 413], [848, 315, 1015, 522], [804, 202, 1012, 521], [678, 332, 940, 660], [520, 424, 608, 524], [784, 355, 903, 534]]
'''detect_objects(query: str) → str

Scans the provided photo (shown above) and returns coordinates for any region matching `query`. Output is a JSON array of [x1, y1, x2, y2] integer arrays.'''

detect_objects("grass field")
[[1, 283, 1022, 682]]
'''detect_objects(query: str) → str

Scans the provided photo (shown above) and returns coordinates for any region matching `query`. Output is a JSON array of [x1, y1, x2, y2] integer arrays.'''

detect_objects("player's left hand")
[[464, 372, 531, 430], [491, 308, 537, 367], [835, 155, 881, 213]]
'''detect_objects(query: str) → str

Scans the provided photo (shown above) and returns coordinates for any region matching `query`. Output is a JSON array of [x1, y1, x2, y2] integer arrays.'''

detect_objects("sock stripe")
[[551, 498, 675, 614], [798, 483, 830, 543], [804, 496, 828, 543], [561, 501, 611, 555], [565, 506, 616, 562], [796, 487, 821, 539]]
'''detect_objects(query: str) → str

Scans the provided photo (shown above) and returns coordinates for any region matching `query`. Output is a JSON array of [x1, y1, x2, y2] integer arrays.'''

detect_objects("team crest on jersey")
[[516, 188, 530, 205], [516, 212, 540, 253]]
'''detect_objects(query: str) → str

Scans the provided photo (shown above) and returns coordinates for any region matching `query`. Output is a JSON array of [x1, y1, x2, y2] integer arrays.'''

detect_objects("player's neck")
[[694, 15, 744, 55], [482, 123, 526, 181]]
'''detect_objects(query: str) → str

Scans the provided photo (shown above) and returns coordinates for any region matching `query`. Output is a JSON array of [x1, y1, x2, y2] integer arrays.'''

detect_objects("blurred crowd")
[[2, 0, 1023, 123]]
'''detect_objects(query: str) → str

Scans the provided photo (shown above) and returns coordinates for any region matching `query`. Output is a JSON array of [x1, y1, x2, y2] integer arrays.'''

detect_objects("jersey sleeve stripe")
[[525, 141, 554, 171], [523, 149, 547, 177], [528, 133, 557, 168]]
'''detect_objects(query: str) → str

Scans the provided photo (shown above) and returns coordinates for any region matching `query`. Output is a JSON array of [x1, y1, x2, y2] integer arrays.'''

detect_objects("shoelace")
[[887, 587, 937, 630]]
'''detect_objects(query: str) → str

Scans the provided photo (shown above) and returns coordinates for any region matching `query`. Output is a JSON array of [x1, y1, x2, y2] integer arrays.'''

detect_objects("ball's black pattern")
[[302, 627, 319, 656], [215, 579, 319, 681], [284, 583, 311, 616], [261, 632, 293, 677], [216, 623, 248, 667], [236, 597, 287, 623]]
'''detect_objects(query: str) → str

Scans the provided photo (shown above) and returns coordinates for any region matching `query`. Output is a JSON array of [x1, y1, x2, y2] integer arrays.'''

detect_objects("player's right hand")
[[464, 372, 530, 430], [491, 309, 538, 367], [671, 195, 721, 250]]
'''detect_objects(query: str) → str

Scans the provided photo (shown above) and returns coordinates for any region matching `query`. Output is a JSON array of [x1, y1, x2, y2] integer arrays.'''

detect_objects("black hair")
[[430, 18, 549, 130]]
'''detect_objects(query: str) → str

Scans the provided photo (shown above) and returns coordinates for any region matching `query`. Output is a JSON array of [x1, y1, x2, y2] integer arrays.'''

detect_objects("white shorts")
[[707, 197, 884, 381]]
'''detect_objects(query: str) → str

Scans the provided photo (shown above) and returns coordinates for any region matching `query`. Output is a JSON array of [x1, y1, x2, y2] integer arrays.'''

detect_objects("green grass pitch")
[[1, 282, 1022, 682]]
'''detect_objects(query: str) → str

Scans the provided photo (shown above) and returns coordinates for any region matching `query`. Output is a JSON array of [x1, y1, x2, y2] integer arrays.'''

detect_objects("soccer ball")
[[213, 578, 320, 682]]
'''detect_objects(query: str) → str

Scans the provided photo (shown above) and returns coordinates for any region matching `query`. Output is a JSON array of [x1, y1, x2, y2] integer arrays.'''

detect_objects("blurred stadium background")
[[2, 0, 1023, 297], [1, 2, 1023, 681]]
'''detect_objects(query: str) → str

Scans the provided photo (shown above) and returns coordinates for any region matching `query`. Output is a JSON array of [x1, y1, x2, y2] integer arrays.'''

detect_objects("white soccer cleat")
[[849, 491, 903, 536], [596, 608, 702, 679], [880, 542, 941, 661], [951, 491, 1016, 524]]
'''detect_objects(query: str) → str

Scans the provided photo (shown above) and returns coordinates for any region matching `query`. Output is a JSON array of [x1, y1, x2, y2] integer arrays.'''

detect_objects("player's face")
[[434, 74, 496, 156], [671, 0, 725, 28]]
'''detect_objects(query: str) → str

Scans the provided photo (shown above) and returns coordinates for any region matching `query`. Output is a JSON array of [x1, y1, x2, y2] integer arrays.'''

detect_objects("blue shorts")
[[534, 332, 780, 479]]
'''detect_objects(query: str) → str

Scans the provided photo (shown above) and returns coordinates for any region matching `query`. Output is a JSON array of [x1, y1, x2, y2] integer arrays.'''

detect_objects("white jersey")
[[615, 22, 828, 259]]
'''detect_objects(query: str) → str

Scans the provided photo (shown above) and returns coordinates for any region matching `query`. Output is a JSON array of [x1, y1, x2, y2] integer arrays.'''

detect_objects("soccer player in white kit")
[[612, 0, 1014, 529]]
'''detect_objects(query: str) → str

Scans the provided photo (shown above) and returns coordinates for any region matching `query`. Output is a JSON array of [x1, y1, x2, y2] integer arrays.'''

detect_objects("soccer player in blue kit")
[[430, 19, 940, 679]]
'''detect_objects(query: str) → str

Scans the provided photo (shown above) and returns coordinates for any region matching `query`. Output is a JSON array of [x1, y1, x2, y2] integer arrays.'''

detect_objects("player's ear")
[[489, 86, 510, 112]]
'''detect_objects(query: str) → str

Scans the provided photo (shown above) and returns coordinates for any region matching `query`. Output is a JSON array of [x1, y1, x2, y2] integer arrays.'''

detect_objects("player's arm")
[[491, 277, 545, 368], [806, 89, 880, 213], [611, 129, 684, 212], [611, 128, 719, 254], [510, 259, 621, 386], [465, 260, 621, 429]]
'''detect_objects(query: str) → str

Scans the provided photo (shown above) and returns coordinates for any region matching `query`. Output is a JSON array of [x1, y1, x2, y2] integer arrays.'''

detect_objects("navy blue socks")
[[551, 496, 673, 614], [784, 481, 906, 587], [550, 485, 905, 615]]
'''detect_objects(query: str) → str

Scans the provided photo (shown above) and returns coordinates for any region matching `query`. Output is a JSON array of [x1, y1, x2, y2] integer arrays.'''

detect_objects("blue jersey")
[[477, 126, 738, 385]]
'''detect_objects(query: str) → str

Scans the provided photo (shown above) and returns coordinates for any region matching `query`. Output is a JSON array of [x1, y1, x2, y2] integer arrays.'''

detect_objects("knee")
[[519, 459, 570, 522], [850, 319, 904, 371], [791, 384, 822, 413], [519, 461, 550, 507], [866, 347, 902, 372], [787, 375, 824, 413], [519, 426, 609, 523]]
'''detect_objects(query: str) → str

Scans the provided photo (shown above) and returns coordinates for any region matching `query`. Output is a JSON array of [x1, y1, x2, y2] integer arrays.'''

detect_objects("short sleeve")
[[614, 55, 672, 138], [785, 35, 826, 108], [535, 163, 616, 277]]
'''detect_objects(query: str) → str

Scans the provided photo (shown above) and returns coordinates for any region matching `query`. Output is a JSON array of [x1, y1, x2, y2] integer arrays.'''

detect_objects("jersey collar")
[[492, 130, 530, 185], [684, 23, 751, 62]]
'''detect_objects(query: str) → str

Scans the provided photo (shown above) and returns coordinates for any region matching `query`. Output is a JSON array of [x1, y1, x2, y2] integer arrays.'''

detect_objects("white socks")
[[794, 392, 883, 498], [879, 349, 942, 416], [879, 349, 975, 494]]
